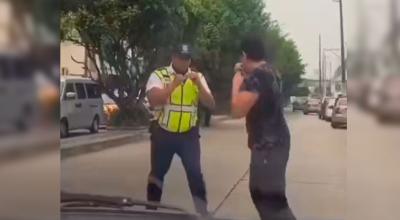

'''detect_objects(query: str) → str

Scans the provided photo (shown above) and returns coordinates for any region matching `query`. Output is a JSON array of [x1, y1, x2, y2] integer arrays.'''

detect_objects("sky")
[[264, 0, 368, 79]]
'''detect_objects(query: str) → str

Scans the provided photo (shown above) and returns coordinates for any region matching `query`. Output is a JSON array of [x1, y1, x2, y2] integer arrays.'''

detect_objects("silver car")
[[303, 98, 321, 115], [331, 96, 347, 129]]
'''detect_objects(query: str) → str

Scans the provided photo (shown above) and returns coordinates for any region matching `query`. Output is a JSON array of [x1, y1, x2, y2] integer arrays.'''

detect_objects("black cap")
[[173, 44, 192, 59]]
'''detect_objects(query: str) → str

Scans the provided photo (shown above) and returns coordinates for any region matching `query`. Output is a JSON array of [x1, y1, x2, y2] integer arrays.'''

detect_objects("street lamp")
[[332, 0, 346, 85]]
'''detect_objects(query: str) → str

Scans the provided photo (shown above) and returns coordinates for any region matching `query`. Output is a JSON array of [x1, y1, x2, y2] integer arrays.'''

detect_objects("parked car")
[[324, 98, 336, 121], [292, 97, 307, 112], [102, 94, 119, 124], [318, 97, 329, 119], [319, 97, 335, 121], [303, 98, 321, 115], [331, 96, 347, 129], [375, 75, 400, 123], [60, 76, 104, 137]]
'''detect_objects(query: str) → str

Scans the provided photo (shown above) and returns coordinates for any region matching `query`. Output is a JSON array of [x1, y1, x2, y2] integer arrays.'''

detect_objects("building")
[[60, 41, 98, 79]]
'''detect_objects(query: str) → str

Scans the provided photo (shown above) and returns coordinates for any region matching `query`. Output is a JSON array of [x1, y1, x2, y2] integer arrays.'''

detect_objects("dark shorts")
[[249, 145, 296, 220]]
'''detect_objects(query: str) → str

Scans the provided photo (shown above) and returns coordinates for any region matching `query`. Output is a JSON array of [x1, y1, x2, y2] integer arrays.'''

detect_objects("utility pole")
[[322, 49, 326, 97], [323, 48, 341, 95], [319, 34, 322, 96], [338, 0, 346, 84]]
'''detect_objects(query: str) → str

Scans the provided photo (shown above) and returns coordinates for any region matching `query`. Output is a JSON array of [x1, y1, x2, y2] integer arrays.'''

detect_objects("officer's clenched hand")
[[171, 74, 186, 88], [187, 72, 201, 86], [148, 74, 186, 107]]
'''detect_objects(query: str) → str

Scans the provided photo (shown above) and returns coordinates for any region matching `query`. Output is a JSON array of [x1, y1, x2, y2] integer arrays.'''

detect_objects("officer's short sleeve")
[[146, 72, 164, 93], [199, 73, 211, 93]]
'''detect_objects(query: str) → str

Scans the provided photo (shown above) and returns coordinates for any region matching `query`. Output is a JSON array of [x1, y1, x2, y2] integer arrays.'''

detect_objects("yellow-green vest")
[[154, 68, 200, 133]]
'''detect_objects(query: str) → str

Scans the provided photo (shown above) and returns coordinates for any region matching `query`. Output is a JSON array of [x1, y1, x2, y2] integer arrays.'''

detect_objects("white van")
[[60, 76, 104, 137]]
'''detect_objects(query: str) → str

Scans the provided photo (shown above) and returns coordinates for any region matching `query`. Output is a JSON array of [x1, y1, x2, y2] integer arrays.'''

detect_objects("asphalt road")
[[61, 113, 347, 220], [346, 105, 400, 220], [4, 109, 397, 220]]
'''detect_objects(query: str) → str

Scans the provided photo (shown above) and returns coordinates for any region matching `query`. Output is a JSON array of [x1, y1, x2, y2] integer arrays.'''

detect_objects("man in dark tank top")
[[231, 34, 296, 220]]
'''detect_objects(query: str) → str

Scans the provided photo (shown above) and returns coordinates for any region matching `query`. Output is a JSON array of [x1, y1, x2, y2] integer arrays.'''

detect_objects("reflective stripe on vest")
[[154, 68, 199, 133]]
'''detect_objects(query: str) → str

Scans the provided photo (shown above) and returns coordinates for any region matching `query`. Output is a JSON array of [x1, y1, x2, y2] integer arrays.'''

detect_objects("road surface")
[[3, 109, 398, 220], [61, 113, 346, 220]]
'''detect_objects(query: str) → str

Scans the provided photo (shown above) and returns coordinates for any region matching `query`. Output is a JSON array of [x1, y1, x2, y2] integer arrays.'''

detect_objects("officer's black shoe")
[[147, 183, 162, 210]]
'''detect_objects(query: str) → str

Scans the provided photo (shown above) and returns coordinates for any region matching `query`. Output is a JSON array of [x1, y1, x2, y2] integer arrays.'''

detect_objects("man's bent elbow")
[[207, 99, 216, 111]]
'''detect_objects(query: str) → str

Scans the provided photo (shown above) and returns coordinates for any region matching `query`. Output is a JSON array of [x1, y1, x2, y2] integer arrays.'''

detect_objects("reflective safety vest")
[[154, 68, 199, 133]]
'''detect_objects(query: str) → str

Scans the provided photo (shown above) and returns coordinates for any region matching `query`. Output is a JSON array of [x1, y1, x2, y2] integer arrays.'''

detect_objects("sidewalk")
[[61, 128, 149, 159], [61, 115, 231, 159]]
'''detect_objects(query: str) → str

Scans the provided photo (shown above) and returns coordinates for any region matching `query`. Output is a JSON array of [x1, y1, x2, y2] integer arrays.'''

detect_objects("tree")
[[183, 0, 275, 106], [61, 0, 306, 121], [275, 39, 306, 99], [291, 86, 310, 97], [61, 0, 188, 123], [184, 0, 305, 102]]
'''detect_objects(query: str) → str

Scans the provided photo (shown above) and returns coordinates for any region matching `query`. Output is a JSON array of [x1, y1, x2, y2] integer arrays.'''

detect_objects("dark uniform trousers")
[[147, 122, 208, 214], [250, 144, 296, 220]]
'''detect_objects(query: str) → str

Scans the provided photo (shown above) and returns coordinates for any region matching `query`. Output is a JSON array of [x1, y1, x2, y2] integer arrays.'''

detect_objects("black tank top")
[[241, 64, 290, 149]]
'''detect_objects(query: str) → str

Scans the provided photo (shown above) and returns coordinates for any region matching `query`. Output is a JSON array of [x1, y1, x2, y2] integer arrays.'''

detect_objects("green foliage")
[[61, 0, 187, 116], [276, 39, 306, 98], [61, 0, 306, 120], [292, 87, 310, 97]]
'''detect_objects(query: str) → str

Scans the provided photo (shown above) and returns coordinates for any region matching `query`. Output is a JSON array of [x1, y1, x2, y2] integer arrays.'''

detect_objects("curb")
[[61, 130, 149, 160], [61, 116, 231, 160], [106, 126, 149, 131]]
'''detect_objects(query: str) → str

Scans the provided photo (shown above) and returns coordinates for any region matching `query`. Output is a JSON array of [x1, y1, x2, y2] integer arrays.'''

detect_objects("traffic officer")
[[145, 44, 215, 216]]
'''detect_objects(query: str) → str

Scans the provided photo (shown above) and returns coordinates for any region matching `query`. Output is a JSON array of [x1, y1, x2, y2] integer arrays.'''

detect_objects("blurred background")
[[348, 0, 400, 123], [0, 0, 59, 156], [347, 0, 400, 220], [0, 0, 59, 220]]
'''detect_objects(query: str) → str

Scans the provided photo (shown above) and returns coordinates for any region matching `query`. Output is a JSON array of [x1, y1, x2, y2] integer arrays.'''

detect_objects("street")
[[347, 105, 400, 220], [61, 112, 346, 220]]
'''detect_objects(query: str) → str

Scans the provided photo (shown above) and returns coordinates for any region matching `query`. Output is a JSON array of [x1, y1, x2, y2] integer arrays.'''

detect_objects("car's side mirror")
[[65, 92, 77, 100]]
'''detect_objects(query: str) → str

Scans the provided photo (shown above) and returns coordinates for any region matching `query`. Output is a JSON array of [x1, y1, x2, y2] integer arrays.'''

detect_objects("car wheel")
[[303, 111, 308, 115], [90, 117, 99, 133], [331, 122, 337, 129], [60, 119, 69, 138]]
